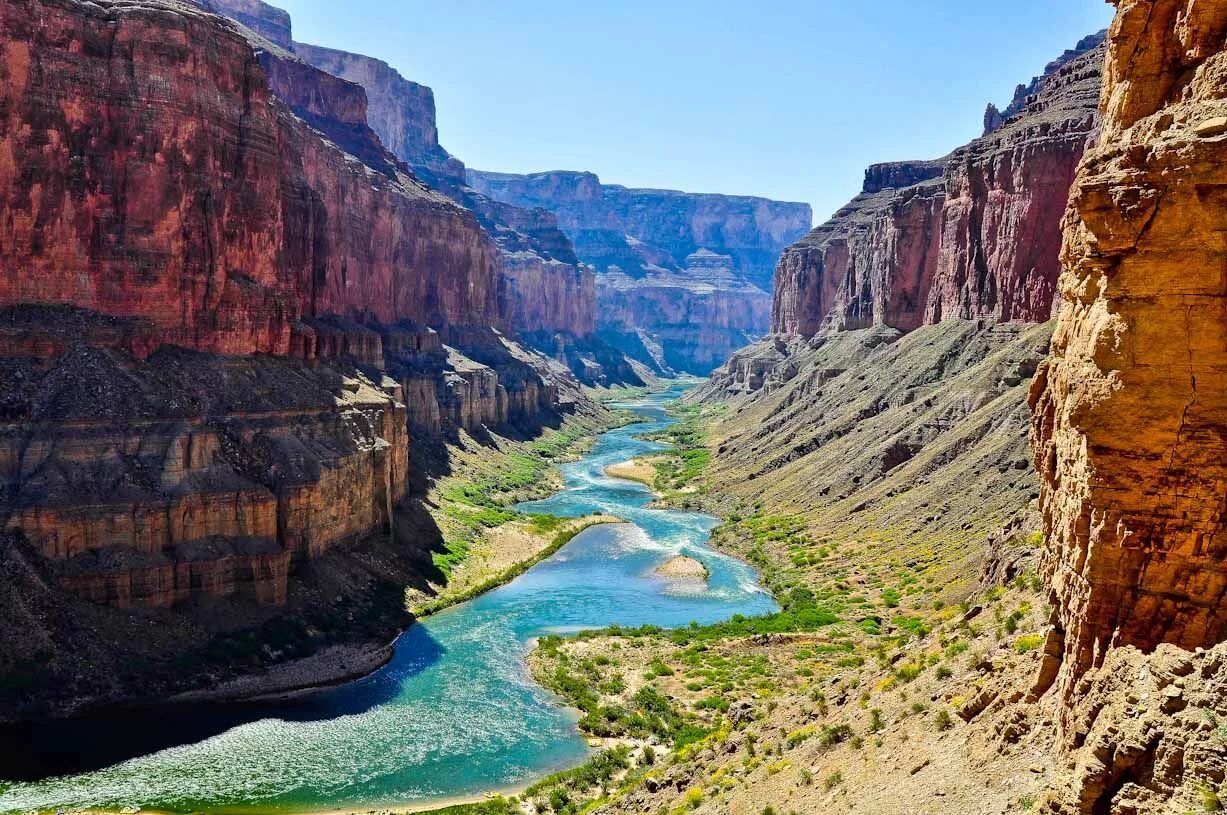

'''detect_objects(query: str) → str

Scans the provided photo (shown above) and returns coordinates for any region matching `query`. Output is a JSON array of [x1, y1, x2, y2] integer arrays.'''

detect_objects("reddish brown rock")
[[1030, 0, 1227, 701], [272, 23, 602, 345], [771, 166, 947, 336], [0, 0, 502, 357], [0, 333, 409, 610], [771, 35, 1103, 340], [291, 41, 463, 188], [468, 169, 811, 374], [927, 42, 1102, 324]]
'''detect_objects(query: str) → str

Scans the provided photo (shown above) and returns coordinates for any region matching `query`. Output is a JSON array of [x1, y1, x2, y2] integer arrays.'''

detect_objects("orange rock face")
[[1030, 0, 1227, 696]]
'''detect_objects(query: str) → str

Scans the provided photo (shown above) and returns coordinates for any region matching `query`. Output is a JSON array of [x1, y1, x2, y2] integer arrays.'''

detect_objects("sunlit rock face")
[[285, 26, 603, 349], [771, 33, 1104, 340], [0, 0, 504, 358], [201, 0, 776, 377], [1030, 0, 1227, 700], [468, 169, 812, 375]]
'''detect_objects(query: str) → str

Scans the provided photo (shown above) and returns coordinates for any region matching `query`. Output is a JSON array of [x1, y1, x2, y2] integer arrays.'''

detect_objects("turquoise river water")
[[0, 388, 777, 814]]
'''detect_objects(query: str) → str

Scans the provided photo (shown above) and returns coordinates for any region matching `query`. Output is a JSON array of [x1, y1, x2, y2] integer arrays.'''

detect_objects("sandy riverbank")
[[653, 555, 710, 579], [410, 515, 624, 617]]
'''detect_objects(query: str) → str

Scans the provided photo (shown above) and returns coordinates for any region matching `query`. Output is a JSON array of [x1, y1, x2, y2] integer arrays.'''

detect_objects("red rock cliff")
[[281, 29, 599, 343], [772, 35, 1104, 339], [1030, 0, 1227, 697], [469, 169, 811, 374], [0, 0, 503, 358]]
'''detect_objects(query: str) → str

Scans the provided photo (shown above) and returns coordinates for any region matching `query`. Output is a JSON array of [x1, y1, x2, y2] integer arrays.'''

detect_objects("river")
[[0, 387, 776, 814]]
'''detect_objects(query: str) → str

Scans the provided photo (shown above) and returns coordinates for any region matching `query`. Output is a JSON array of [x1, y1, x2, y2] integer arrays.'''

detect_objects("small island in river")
[[653, 555, 710, 580], [604, 457, 659, 488]]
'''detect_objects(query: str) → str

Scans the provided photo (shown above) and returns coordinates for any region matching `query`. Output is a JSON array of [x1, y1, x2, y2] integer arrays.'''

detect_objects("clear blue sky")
[[278, 0, 1114, 223]]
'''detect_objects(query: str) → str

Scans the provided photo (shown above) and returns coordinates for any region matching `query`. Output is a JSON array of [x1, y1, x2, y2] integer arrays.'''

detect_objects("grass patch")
[[641, 405, 722, 495], [414, 517, 617, 617]]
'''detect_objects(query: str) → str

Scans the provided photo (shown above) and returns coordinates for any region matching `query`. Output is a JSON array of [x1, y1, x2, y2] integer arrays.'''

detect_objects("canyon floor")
[[411, 319, 1227, 815]]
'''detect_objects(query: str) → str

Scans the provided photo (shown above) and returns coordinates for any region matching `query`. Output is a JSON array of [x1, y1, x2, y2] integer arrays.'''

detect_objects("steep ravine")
[[502, 16, 1227, 815]]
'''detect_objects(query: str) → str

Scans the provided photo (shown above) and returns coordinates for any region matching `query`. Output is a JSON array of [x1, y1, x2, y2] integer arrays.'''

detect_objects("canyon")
[[639, 5, 1224, 814], [0, 0, 606, 721], [695, 29, 1108, 563], [468, 170, 812, 375], [0, 1, 1225, 814]]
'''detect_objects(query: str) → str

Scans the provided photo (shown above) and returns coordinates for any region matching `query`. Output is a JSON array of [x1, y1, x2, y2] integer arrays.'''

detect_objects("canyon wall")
[[697, 32, 1110, 618], [0, 0, 504, 358], [186, 0, 625, 388], [770, 33, 1104, 340], [1030, 0, 1227, 697], [286, 30, 608, 357], [469, 169, 812, 375], [0, 321, 408, 610], [0, 0, 595, 722], [200, 0, 803, 378]]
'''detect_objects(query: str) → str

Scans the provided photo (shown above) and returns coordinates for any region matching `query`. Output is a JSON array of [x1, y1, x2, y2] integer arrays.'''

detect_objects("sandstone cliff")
[[1030, 0, 1227, 702], [292, 42, 457, 183], [283, 26, 611, 365], [468, 169, 812, 375], [0, 0, 600, 722], [0, 0, 504, 358], [770, 34, 1103, 340], [197, 0, 792, 378]]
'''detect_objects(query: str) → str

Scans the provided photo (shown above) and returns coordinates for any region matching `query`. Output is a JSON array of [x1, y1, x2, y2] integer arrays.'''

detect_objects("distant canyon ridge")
[[468, 171, 812, 375], [203, 0, 813, 376]]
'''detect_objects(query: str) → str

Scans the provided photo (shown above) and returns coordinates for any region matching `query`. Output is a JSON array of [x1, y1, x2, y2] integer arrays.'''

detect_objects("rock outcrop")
[[597, 258, 772, 375], [772, 161, 949, 337], [293, 42, 457, 183], [194, 0, 786, 379], [469, 171, 813, 291], [0, 0, 503, 358], [770, 33, 1104, 341], [468, 169, 812, 374], [277, 22, 608, 365], [1042, 642, 1227, 814], [1030, 0, 1227, 701], [0, 312, 408, 610]]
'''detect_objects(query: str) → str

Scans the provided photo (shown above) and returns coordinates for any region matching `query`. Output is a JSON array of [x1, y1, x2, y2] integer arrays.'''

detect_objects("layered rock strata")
[[1030, 0, 1227, 697], [283, 28, 604, 355], [0, 314, 407, 610], [468, 170, 813, 291], [0, 0, 503, 359], [468, 169, 812, 374], [0, 0, 596, 723], [770, 33, 1104, 340]]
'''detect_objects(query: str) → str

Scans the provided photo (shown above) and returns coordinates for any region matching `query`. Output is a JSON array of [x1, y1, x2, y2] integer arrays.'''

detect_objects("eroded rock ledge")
[[467, 169, 812, 375]]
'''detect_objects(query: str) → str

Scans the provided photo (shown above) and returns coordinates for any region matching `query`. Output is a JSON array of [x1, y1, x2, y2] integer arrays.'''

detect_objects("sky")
[[278, 0, 1115, 224]]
